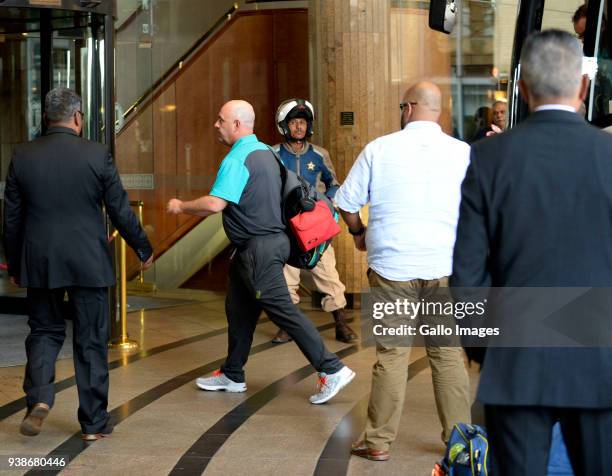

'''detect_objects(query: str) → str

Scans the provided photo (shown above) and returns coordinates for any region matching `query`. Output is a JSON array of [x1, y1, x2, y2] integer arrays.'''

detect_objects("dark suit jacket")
[[451, 110, 612, 409], [3, 127, 152, 289]]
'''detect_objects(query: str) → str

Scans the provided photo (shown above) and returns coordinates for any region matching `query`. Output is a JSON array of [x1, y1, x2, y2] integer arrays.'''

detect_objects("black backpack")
[[269, 149, 337, 270]]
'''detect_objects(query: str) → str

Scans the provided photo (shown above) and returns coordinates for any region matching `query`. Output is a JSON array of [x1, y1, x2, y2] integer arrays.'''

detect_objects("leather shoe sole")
[[20, 403, 49, 436], [351, 441, 390, 461], [82, 424, 114, 441], [271, 330, 292, 344]]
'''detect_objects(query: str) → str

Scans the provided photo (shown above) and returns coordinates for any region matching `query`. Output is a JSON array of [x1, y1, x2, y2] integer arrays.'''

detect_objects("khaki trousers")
[[283, 245, 347, 312], [362, 271, 471, 451]]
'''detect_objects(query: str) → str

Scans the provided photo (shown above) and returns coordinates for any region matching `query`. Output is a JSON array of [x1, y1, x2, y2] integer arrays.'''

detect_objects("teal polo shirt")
[[210, 134, 285, 247]]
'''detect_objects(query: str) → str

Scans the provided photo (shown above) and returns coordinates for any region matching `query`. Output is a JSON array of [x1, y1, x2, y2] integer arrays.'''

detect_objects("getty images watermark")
[[371, 298, 498, 339], [360, 287, 612, 348]]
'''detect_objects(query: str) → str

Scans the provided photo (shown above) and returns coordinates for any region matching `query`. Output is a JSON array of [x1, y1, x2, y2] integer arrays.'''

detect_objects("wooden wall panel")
[[115, 10, 309, 276]]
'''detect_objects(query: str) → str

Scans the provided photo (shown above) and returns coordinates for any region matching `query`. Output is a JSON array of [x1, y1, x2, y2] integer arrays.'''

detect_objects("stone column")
[[309, 0, 393, 296]]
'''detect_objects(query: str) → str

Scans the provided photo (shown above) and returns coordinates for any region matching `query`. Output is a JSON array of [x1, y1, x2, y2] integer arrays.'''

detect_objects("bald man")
[[167, 100, 355, 404], [336, 82, 471, 460]]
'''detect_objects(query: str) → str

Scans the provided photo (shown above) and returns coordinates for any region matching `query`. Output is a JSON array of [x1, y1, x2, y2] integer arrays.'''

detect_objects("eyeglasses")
[[399, 101, 418, 111]]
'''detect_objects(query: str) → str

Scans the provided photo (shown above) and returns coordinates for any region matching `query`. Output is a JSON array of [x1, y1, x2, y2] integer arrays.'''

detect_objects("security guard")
[[271, 99, 357, 344]]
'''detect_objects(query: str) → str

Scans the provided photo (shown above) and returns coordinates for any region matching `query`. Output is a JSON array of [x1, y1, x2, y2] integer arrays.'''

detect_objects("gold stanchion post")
[[109, 236, 139, 350]]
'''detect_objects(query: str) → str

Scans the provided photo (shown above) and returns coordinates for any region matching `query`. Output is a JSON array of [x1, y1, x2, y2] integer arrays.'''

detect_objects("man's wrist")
[[348, 224, 365, 236]]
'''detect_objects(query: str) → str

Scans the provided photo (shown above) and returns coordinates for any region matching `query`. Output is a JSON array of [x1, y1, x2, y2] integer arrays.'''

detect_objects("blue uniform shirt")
[[273, 142, 340, 199]]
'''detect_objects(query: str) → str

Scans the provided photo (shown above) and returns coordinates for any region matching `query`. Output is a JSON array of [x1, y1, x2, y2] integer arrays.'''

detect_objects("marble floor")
[[0, 290, 479, 476]]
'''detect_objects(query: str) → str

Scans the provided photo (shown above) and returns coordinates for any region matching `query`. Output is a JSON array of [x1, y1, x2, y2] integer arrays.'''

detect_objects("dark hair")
[[572, 4, 588, 24]]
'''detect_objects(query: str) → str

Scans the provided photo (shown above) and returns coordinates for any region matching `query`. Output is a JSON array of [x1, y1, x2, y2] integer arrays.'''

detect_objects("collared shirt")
[[335, 121, 470, 281], [534, 104, 577, 113], [210, 134, 284, 247]]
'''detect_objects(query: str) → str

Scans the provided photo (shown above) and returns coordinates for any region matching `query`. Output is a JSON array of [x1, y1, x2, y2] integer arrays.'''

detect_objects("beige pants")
[[283, 245, 347, 312], [362, 271, 471, 451]]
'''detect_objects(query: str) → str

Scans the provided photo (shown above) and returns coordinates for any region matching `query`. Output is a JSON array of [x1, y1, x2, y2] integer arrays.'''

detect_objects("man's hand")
[[353, 227, 367, 252], [167, 198, 183, 215], [9, 276, 20, 287], [485, 124, 502, 137], [142, 253, 154, 270]]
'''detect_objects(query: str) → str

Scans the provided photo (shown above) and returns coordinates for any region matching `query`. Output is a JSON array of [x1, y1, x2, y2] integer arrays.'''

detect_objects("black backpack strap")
[[267, 145, 288, 193]]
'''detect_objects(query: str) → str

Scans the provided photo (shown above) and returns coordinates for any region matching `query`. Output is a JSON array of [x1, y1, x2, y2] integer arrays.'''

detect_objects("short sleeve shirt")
[[210, 134, 284, 247]]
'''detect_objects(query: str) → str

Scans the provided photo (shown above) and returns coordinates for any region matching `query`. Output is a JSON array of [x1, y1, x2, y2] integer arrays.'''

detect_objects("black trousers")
[[220, 233, 344, 383], [485, 404, 612, 476], [24, 287, 111, 434]]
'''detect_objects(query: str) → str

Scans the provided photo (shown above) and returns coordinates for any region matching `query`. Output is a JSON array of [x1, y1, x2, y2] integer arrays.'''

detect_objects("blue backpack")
[[438, 423, 490, 476], [435, 422, 573, 476]]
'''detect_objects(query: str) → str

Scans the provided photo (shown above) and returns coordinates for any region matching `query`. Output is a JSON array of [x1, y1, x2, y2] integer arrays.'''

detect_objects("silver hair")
[[520, 29, 583, 100], [45, 87, 82, 123]]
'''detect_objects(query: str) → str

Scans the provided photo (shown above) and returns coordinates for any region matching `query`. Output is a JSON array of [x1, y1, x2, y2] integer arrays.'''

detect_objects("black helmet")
[[275, 98, 315, 139]]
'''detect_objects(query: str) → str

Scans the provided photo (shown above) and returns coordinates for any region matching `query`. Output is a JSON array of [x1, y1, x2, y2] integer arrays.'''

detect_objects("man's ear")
[[517, 79, 529, 105]]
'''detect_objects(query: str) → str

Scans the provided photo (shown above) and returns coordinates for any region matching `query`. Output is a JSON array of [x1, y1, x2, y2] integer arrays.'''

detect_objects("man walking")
[[167, 100, 355, 404], [452, 30, 612, 475], [3, 88, 154, 440], [271, 98, 357, 344], [336, 82, 471, 461]]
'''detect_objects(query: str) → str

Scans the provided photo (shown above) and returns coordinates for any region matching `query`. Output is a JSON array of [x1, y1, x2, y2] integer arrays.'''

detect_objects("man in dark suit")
[[452, 30, 612, 475], [3, 88, 153, 440]]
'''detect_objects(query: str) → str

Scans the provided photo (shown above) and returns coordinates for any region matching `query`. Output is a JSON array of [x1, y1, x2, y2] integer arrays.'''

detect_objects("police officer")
[[271, 99, 357, 344]]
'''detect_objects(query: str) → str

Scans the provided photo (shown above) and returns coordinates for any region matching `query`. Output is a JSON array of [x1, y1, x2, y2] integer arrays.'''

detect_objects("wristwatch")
[[348, 225, 365, 236]]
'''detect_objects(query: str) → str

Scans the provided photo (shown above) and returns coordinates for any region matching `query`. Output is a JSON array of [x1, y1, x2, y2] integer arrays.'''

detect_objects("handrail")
[[119, 3, 239, 126]]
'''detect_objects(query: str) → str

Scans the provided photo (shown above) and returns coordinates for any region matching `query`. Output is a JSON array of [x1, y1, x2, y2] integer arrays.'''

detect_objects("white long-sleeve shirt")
[[335, 121, 470, 281]]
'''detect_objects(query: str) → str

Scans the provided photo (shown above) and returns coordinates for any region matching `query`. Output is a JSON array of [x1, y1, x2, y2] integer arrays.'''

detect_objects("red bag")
[[289, 200, 341, 252]]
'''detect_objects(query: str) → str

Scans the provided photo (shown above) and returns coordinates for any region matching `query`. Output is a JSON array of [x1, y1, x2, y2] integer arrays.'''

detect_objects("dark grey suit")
[[3, 127, 152, 433], [451, 110, 612, 475]]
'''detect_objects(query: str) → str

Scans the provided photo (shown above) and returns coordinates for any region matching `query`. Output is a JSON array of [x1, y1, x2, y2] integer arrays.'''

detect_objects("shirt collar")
[[534, 104, 577, 113], [403, 121, 442, 131], [44, 126, 78, 136], [231, 134, 258, 150]]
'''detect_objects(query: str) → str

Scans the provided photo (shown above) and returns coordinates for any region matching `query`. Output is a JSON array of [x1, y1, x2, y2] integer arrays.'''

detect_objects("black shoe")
[[332, 309, 358, 343]]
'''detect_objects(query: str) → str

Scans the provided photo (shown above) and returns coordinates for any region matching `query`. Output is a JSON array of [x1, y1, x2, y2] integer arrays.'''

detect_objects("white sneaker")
[[309, 366, 355, 404], [196, 370, 247, 392]]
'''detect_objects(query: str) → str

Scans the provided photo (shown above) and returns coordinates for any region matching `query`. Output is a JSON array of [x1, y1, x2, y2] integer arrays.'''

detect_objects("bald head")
[[225, 100, 255, 128], [401, 81, 442, 127], [215, 100, 256, 146]]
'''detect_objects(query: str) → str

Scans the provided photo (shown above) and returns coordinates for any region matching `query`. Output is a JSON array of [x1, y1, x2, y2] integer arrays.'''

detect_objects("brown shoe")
[[82, 423, 113, 441], [332, 309, 358, 343], [271, 329, 292, 344], [20, 403, 50, 436], [350, 440, 390, 461]]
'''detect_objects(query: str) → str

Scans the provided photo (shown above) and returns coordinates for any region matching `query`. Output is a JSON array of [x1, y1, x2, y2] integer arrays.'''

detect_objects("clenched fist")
[[167, 198, 183, 215]]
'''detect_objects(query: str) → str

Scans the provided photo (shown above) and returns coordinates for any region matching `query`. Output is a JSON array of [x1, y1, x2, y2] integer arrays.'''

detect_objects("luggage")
[[436, 423, 490, 476], [433, 422, 574, 476], [271, 148, 340, 269], [289, 199, 341, 252]]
